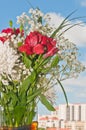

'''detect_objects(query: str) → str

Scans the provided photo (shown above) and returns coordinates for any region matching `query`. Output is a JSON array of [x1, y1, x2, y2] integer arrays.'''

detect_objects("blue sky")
[[0, 0, 86, 114], [0, 0, 86, 29]]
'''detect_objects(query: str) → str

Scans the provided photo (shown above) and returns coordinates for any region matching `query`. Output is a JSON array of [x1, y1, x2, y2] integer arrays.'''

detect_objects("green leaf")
[[20, 24, 23, 32], [19, 77, 31, 96], [17, 42, 23, 47], [19, 71, 36, 96], [57, 78, 68, 106], [23, 54, 32, 68], [0, 81, 2, 87], [9, 20, 13, 27], [0, 81, 3, 92], [59, 22, 82, 37], [51, 10, 77, 38], [29, 71, 36, 83], [51, 55, 59, 68], [7, 92, 18, 107], [40, 94, 55, 111], [0, 94, 9, 105], [38, 16, 42, 23], [14, 105, 26, 125], [27, 87, 42, 103], [27, 110, 36, 124], [41, 67, 51, 74], [42, 57, 51, 66]]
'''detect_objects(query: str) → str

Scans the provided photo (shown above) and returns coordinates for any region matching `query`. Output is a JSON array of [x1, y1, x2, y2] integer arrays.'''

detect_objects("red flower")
[[41, 35, 58, 57], [44, 47, 59, 58], [0, 28, 14, 43], [2, 28, 14, 34], [41, 35, 48, 45], [0, 37, 7, 43], [19, 31, 43, 55], [2, 28, 24, 36], [14, 28, 24, 36], [0, 28, 24, 44], [33, 44, 44, 54], [19, 31, 58, 57], [25, 32, 38, 47], [19, 44, 33, 55]]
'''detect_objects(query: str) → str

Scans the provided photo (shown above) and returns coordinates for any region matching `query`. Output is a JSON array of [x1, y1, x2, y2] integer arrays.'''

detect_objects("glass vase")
[[0, 107, 38, 130], [0, 121, 38, 130]]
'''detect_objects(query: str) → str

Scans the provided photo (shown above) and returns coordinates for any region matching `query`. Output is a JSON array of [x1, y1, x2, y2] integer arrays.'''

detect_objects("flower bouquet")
[[0, 8, 85, 129]]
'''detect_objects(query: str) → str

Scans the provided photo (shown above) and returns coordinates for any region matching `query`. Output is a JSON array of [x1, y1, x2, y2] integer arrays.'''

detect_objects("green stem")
[[57, 78, 68, 107]]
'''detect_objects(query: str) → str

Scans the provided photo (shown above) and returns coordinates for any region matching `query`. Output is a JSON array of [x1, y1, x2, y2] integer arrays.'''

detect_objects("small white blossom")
[[0, 41, 18, 76], [2, 79, 9, 86]]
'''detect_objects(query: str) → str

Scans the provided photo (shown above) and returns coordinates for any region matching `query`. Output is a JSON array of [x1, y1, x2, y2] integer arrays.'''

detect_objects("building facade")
[[58, 104, 86, 122], [38, 104, 86, 130], [38, 115, 59, 128]]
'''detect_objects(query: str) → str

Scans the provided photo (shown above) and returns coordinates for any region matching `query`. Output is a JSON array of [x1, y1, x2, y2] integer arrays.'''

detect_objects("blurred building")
[[38, 103, 86, 130], [58, 104, 86, 121], [38, 115, 59, 128]]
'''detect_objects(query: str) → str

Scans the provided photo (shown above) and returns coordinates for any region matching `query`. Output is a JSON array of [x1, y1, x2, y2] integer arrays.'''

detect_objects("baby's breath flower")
[[0, 41, 18, 76]]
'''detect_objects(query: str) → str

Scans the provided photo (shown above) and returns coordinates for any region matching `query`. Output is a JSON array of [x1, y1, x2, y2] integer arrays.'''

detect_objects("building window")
[[53, 123, 55, 127], [72, 105, 74, 121], [79, 105, 81, 121], [66, 106, 70, 121]]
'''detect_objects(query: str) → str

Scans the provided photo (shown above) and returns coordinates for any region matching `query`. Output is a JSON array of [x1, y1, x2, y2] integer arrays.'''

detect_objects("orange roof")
[[39, 117, 48, 120], [39, 117, 58, 121], [57, 128, 71, 130], [48, 117, 58, 120]]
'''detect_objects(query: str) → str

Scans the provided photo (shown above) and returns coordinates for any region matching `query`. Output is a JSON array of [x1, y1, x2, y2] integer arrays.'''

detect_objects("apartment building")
[[39, 104, 86, 130], [58, 104, 86, 121]]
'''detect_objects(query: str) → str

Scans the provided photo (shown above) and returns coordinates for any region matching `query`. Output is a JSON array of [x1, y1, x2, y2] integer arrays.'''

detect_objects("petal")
[[44, 47, 58, 58], [30, 35, 38, 46], [18, 44, 33, 55], [49, 38, 57, 46], [2, 28, 14, 34], [41, 36, 48, 45], [0, 37, 7, 43], [33, 44, 44, 54]]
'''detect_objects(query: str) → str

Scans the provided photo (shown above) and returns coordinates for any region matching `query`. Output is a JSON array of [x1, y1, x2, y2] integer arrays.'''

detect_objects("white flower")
[[2, 79, 9, 85], [0, 41, 19, 77]]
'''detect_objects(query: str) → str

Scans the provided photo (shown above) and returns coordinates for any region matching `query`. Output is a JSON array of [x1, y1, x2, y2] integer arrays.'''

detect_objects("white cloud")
[[56, 72, 86, 99], [48, 12, 86, 101], [81, 0, 86, 6], [76, 92, 86, 98], [82, 61, 86, 66], [62, 75, 86, 88], [48, 12, 86, 47]]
